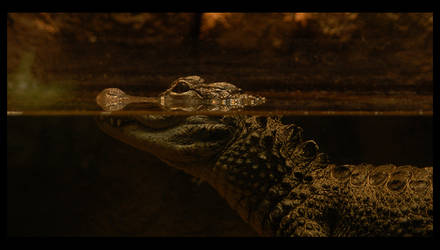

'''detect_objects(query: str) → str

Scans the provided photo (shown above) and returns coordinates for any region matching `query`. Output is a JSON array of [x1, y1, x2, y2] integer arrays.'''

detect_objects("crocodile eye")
[[172, 81, 190, 93]]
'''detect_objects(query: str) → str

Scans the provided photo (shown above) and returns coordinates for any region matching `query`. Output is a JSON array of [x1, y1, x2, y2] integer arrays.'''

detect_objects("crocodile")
[[95, 75, 265, 112], [96, 76, 433, 237]]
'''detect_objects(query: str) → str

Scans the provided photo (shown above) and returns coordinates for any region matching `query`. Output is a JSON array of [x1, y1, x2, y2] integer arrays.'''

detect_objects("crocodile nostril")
[[172, 81, 190, 93]]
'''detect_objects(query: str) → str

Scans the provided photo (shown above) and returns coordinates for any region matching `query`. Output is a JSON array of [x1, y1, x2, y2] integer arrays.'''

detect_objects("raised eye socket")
[[172, 81, 190, 93]]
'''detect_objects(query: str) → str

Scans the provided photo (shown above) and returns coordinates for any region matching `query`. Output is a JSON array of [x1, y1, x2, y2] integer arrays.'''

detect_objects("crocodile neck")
[[206, 116, 327, 236], [203, 116, 432, 237]]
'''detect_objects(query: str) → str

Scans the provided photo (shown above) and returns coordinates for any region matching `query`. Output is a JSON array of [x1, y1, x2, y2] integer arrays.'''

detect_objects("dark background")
[[7, 13, 433, 236], [7, 13, 432, 93]]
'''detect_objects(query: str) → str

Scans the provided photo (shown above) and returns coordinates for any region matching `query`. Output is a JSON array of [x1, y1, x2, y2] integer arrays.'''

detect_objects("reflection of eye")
[[172, 81, 190, 93]]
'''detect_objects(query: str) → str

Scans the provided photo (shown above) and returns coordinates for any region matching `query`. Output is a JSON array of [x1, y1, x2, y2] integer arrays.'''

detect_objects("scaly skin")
[[96, 76, 433, 237], [210, 116, 433, 236]]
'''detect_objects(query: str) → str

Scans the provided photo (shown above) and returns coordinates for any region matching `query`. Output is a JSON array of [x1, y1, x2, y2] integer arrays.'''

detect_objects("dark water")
[[7, 115, 432, 236]]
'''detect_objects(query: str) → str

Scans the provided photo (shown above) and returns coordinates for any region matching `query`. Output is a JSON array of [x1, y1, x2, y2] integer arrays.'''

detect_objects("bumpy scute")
[[331, 165, 351, 180], [409, 167, 431, 194], [349, 164, 370, 186], [387, 168, 411, 192], [368, 164, 395, 186]]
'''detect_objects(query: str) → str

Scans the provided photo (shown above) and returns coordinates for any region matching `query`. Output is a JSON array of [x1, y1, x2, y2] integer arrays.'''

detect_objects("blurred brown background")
[[7, 13, 432, 91], [7, 13, 433, 237]]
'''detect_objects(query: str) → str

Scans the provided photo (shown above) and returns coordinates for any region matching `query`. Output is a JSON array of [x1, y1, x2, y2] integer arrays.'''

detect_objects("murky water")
[[7, 114, 433, 236]]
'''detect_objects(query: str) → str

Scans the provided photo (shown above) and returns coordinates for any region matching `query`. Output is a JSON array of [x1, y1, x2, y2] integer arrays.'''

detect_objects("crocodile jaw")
[[96, 115, 234, 181]]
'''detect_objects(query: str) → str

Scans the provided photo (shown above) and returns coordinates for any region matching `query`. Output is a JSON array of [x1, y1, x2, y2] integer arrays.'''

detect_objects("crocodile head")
[[97, 114, 238, 180], [96, 76, 261, 180], [159, 75, 265, 111]]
